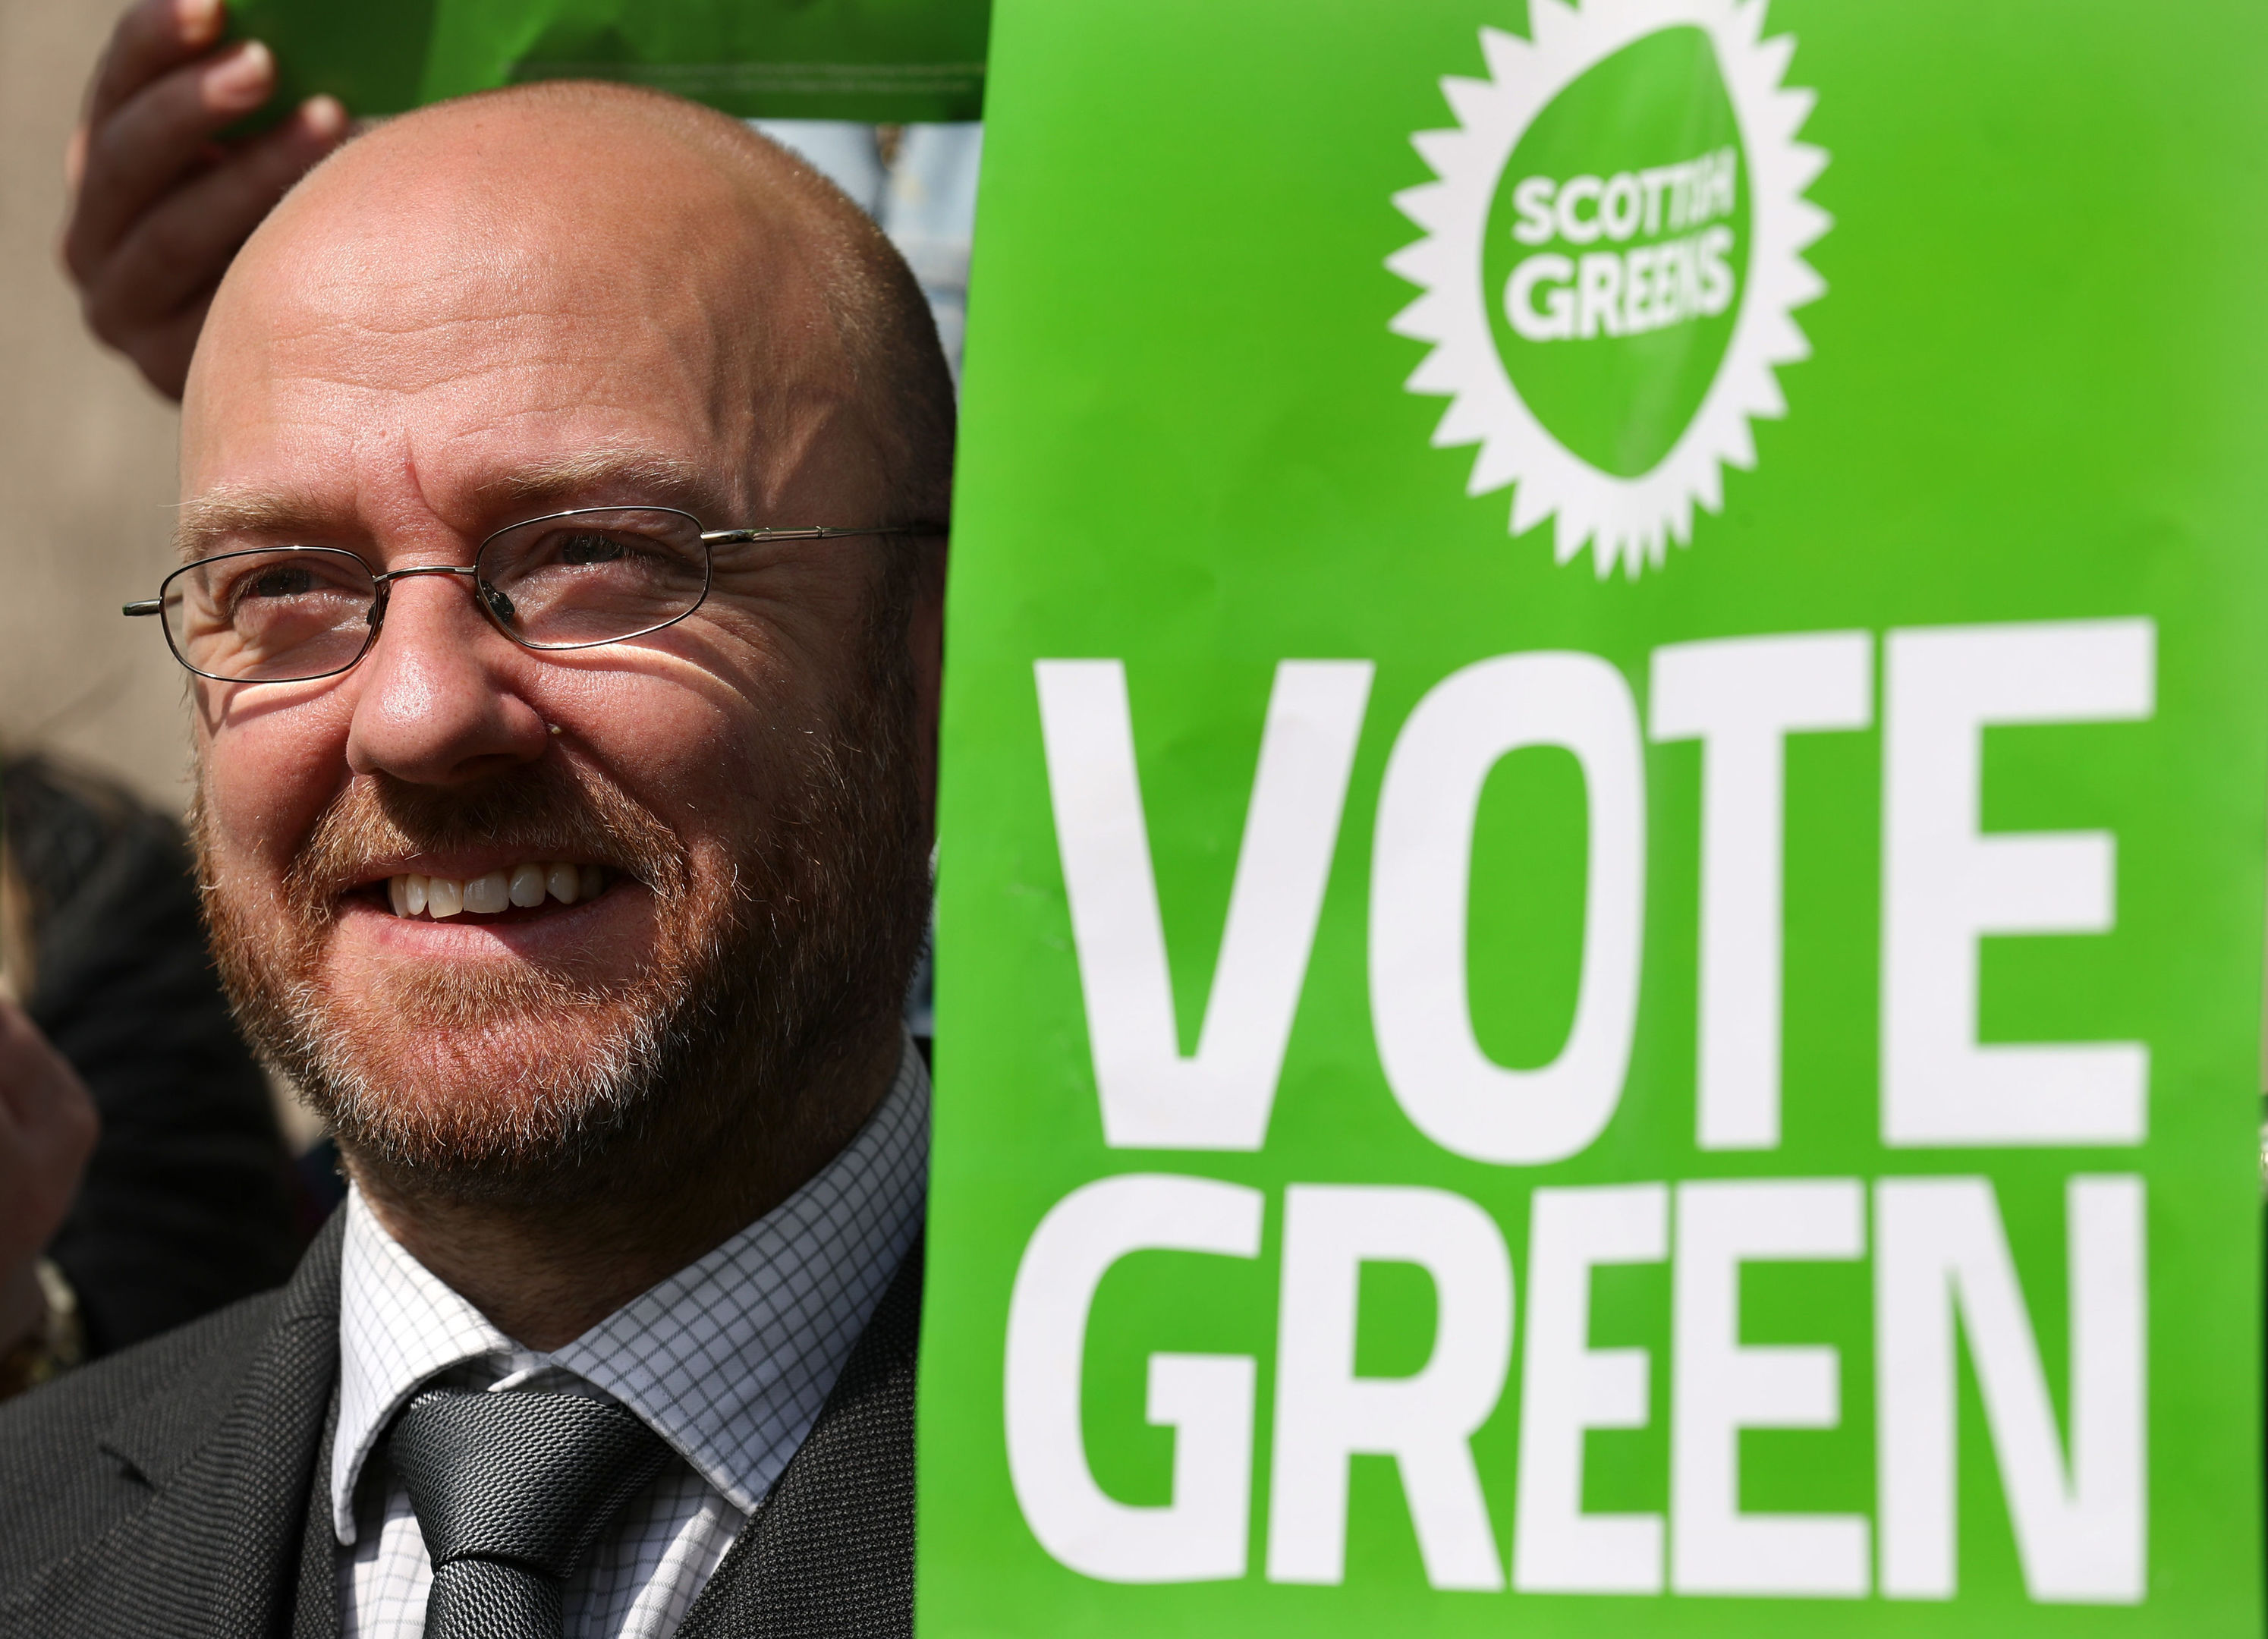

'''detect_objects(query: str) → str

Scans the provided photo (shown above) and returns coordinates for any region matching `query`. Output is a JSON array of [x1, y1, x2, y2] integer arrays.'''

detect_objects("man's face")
[[181, 124, 936, 1199]]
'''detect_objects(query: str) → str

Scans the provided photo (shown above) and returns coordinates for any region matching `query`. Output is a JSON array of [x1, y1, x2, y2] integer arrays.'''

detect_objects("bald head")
[[187, 81, 953, 529]]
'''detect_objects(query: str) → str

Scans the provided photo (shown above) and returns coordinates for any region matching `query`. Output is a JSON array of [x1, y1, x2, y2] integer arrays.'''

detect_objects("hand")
[[61, 0, 347, 401], [0, 1003, 99, 1348]]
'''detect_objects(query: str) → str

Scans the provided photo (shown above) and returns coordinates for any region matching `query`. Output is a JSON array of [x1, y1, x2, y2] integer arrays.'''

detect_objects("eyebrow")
[[172, 486, 331, 562], [173, 451, 724, 562], [470, 451, 716, 517]]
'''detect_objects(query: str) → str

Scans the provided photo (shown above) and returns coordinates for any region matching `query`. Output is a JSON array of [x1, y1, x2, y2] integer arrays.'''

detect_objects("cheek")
[[198, 689, 357, 879], [555, 668, 790, 845]]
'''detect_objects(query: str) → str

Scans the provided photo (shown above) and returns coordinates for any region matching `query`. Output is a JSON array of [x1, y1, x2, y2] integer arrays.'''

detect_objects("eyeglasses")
[[124, 505, 934, 684]]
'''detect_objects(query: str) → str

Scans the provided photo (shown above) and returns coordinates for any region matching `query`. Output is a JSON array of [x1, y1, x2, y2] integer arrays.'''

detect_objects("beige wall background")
[[1, 1, 193, 814]]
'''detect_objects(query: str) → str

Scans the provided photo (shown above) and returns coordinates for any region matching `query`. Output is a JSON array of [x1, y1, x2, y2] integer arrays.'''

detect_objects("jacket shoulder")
[[0, 1288, 282, 1583]]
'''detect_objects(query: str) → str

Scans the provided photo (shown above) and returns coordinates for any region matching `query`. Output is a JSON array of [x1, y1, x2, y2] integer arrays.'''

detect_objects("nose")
[[343, 568, 552, 786]]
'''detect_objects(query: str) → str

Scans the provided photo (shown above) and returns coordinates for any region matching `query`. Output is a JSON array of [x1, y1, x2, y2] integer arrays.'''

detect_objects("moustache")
[[282, 759, 692, 921]]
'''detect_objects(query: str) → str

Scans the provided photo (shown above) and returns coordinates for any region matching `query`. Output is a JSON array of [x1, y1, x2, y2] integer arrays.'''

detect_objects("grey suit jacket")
[[0, 1210, 922, 1638]]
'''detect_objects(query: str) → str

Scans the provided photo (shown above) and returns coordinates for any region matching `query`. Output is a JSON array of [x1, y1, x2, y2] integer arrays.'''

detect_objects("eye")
[[558, 532, 627, 565], [241, 564, 319, 600]]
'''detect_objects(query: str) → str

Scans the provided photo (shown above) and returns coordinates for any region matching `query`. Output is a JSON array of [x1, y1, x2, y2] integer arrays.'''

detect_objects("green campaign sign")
[[926, 0, 2268, 1630], [228, 0, 988, 124]]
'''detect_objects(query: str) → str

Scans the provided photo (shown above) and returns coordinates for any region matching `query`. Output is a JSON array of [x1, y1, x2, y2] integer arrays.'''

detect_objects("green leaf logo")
[[1390, 0, 1829, 577]]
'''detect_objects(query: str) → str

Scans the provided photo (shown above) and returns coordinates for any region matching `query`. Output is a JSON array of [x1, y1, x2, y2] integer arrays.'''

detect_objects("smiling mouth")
[[380, 860, 615, 921]]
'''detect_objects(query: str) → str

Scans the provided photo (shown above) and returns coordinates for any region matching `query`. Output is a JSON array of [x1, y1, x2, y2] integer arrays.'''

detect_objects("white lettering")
[[1696, 225, 1736, 316], [1370, 652, 1646, 1164], [1650, 632, 1874, 1150], [1556, 175, 1604, 244], [1506, 253, 1577, 341], [1005, 1175, 1264, 1582], [1512, 1184, 1670, 1593], [1640, 165, 1676, 234], [1672, 1179, 1870, 1596], [1601, 171, 1643, 241], [1266, 1185, 1512, 1590], [1881, 621, 2153, 1146], [1511, 174, 1557, 245], [1577, 251, 1624, 338], [1036, 658, 1373, 1150], [1876, 1176, 2145, 1602]]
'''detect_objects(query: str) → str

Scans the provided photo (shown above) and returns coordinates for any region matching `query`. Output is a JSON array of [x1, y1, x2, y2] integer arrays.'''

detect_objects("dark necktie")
[[386, 1386, 673, 1639]]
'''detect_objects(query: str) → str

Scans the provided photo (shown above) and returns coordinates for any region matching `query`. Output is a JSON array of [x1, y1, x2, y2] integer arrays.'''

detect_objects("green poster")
[[926, 0, 2268, 1633], [228, 0, 987, 124]]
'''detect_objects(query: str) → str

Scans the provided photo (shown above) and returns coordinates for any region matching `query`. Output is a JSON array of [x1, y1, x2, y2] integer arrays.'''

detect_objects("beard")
[[194, 614, 932, 1212]]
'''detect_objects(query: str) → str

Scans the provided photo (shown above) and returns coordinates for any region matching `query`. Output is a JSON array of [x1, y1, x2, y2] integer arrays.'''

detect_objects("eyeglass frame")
[[124, 505, 945, 685]]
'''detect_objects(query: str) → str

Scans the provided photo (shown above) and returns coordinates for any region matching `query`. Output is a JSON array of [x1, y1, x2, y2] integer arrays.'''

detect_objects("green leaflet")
[[226, 0, 987, 124], [922, 0, 2268, 1633]]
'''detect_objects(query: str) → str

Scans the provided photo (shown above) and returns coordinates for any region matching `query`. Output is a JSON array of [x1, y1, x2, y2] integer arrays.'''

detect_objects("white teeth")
[[385, 862, 612, 918], [464, 870, 510, 915], [508, 862, 547, 908]]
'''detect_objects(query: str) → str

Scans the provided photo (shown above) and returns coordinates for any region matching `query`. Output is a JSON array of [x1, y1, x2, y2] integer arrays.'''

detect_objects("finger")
[[0, 1005, 96, 1160], [119, 286, 215, 403], [82, 96, 344, 343], [86, 0, 227, 131], [0, 1003, 43, 1131], [64, 39, 277, 276]]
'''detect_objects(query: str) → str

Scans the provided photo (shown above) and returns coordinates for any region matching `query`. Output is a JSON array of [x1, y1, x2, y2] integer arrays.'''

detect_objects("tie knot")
[[387, 1386, 673, 1584]]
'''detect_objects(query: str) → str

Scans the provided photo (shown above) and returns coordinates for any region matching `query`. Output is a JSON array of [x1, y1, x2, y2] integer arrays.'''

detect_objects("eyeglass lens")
[[479, 508, 709, 650], [161, 508, 712, 682], [164, 549, 378, 683]]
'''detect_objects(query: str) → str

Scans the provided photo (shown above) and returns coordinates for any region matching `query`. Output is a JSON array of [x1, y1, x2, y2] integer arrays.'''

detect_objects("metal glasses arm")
[[699, 523, 948, 546]]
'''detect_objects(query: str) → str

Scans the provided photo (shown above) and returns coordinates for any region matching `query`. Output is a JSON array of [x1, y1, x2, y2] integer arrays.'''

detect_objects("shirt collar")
[[331, 1036, 930, 1543]]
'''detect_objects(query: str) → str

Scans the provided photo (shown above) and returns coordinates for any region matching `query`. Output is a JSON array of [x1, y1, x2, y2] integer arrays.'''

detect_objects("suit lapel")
[[677, 1236, 923, 1639], [291, 1386, 346, 1639], [17, 1213, 343, 1639]]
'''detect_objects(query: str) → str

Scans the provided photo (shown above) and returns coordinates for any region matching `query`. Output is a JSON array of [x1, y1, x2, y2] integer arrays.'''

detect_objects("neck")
[[346, 1027, 904, 1349]]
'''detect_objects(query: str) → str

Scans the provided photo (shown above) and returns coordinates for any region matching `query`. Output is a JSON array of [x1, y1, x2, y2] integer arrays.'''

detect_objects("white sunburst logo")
[[1389, 0, 1829, 577]]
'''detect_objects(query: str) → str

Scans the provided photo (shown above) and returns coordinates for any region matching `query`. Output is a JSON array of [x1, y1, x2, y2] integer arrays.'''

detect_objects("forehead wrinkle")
[[176, 451, 731, 563]]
